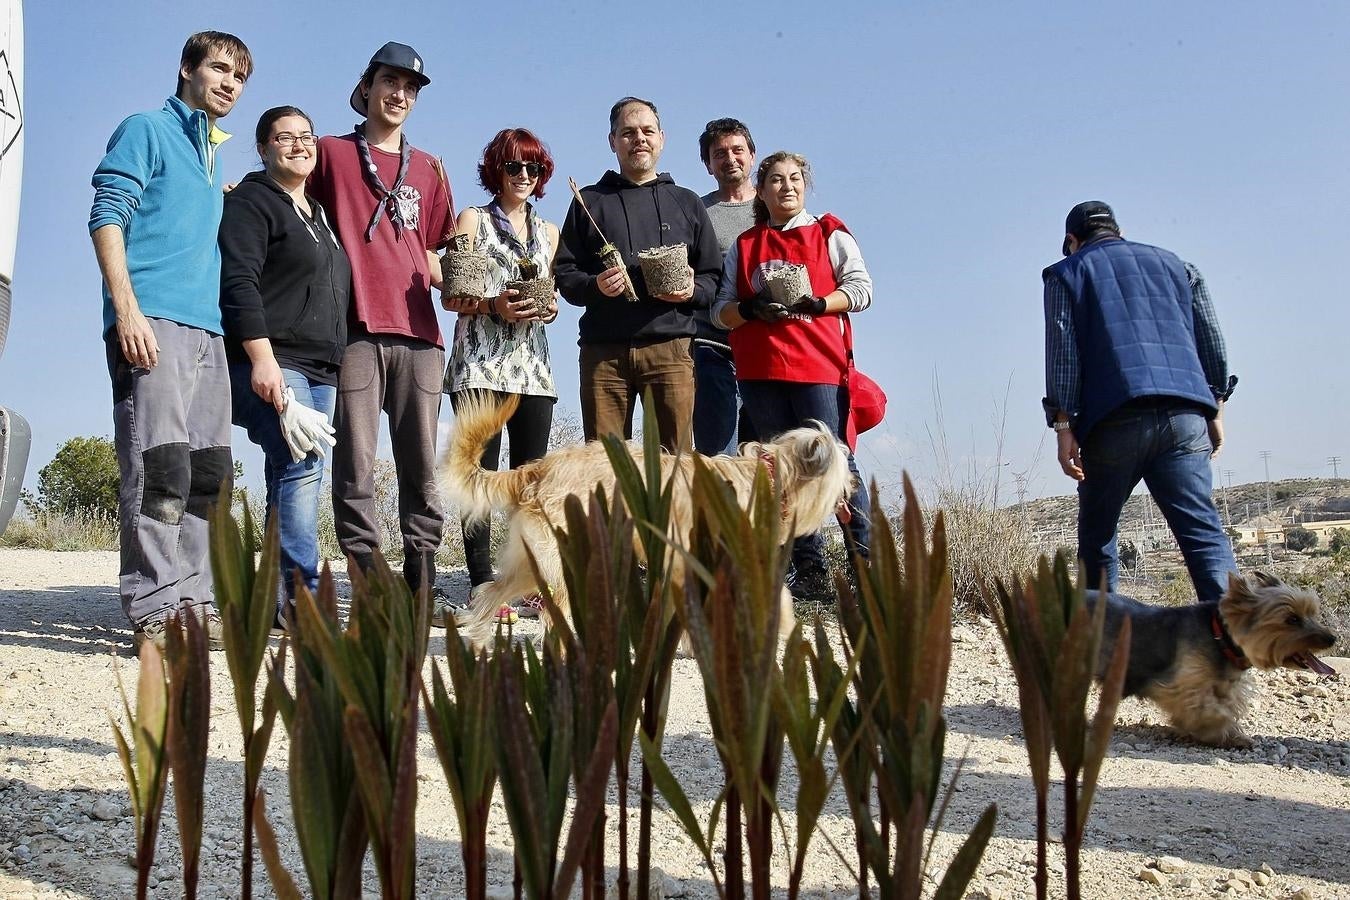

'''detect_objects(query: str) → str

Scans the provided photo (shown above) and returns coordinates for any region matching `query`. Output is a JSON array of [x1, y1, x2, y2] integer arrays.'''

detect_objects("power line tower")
[[1260, 450, 1273, 514], [1219, 467, 1233, 526], [1330, 456, 1342, 479], [1014, 473, 1029, 534]]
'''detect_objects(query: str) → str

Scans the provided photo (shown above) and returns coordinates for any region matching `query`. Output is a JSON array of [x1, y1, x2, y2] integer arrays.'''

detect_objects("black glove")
[[737, 295, 790, 323], [790, 295, 827, 315]]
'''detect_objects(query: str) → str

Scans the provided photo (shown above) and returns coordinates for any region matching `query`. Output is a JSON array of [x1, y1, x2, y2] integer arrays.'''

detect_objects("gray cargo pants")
[[107, 318, 232, 626], [331, 333, 445, 572]]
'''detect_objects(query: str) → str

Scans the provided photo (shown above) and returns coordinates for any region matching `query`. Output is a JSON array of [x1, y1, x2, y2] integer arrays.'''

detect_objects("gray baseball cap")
[[349, 42, 431, 116]]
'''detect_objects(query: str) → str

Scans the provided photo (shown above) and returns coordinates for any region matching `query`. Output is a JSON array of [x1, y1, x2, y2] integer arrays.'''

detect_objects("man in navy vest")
[[1042, 201, 1238, 604]]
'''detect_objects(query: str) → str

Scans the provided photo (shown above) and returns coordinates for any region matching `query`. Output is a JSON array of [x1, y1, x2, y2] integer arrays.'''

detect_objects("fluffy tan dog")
[[439, 393, 856, 649]]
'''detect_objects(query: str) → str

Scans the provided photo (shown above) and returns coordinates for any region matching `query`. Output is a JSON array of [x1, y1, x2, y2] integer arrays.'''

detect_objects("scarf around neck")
[[355, 122, 413, 241], [487, 200, 542, 262]]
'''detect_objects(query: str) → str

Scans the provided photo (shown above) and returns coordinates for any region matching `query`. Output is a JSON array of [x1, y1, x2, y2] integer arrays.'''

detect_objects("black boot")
[[404, 550, 438, 597], [349, 551, 377, 574]]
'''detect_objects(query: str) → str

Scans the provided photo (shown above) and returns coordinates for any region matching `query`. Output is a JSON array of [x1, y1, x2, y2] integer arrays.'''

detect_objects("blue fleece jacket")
[[89, 96, 230, 336]]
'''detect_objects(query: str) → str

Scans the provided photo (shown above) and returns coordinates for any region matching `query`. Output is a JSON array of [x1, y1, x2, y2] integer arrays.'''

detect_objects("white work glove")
[[278, 387, 337, 463]]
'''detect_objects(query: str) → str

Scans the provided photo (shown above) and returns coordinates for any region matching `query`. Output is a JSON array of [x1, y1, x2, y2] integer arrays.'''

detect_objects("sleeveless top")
[[444, 202, 557, 398]]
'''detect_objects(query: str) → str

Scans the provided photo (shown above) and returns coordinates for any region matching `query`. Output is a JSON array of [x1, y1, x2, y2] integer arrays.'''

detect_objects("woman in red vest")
[[712, 151, 873, 603]]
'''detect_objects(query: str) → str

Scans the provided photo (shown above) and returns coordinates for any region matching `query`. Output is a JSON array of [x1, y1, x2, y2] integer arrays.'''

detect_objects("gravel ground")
[[1, 548, 1347, 899]]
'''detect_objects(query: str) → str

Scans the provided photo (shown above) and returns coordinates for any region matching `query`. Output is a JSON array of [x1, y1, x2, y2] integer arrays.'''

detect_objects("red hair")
[[477, 128, 555, 199]]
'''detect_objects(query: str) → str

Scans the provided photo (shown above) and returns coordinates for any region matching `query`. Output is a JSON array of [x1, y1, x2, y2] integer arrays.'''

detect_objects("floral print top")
[[444, 202, 557, 399]]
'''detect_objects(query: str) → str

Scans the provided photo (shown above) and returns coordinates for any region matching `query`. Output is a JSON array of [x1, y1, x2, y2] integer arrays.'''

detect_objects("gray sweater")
[[695, 194, 755, 339]]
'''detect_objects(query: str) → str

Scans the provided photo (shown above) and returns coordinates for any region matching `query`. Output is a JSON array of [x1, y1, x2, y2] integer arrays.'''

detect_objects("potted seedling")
[[764, 264, 811, 305], [637, 243, 690, 296], [505, 255, 555, 318], [569, 177, 638, 301], [437, 155, 490, 301]]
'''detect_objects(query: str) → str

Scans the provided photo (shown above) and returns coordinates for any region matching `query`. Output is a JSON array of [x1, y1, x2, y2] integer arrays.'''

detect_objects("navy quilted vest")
[[1045, 238, 1215, 439]]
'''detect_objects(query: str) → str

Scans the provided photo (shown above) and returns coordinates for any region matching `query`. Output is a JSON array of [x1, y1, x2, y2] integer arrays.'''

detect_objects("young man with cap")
[[692, 117, 757, 455], [1043, 200, 1238, 604], [308, 42, 455, 597], [554, 97, 722, 452], [89, 30, 253, 649]]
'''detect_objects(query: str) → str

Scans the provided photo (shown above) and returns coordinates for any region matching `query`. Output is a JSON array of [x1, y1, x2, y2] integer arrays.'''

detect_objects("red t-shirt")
[[730, 214, 850, 384], [309, 133, 454, 347]]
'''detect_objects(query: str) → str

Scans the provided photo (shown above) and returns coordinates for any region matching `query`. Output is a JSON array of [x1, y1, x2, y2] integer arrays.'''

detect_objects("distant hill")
[[1014, 477, 1350, 536]]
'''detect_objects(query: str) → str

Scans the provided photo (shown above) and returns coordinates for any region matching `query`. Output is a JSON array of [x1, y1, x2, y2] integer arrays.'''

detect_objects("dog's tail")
[[440, 392, 530, 522]]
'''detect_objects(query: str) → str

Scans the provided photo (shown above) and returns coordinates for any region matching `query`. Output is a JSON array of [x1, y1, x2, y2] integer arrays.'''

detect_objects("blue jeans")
[[230, 364, 337, 602], [693, 341, 740, 455], [737, 380, 870, 574], [1078, 402, 1235, 605]]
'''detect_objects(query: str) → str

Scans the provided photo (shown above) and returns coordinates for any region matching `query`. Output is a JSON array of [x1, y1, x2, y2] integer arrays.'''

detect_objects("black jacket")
[[554, 170, 722, 345], [219, 171, 351, 372]]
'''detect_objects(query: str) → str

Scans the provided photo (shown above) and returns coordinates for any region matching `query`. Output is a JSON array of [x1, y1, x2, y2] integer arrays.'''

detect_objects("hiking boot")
[[202, 610, 226, 651], [132, 616, 168, 651], [132, 608, 224, 652], [787, 565, 835, 606]]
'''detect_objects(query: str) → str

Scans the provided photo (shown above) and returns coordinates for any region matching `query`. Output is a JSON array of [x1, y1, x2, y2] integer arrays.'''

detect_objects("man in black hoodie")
[[555, 97, 721, 452]]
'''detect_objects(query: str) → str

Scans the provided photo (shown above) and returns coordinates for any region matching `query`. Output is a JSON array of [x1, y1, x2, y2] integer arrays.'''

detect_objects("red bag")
[[842, 314, 886, 450]]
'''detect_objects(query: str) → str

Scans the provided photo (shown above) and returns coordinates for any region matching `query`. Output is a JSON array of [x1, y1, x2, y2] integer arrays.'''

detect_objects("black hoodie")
[[554, 170, 722, 345], [219, 171, 352, 382]]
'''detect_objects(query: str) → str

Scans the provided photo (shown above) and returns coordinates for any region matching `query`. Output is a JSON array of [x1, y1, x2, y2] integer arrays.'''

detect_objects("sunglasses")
[[503, 160, 543, 178]]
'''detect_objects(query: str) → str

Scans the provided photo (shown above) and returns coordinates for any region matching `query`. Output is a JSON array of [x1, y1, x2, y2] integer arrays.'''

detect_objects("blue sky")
[[3, 0, 1348, 504]]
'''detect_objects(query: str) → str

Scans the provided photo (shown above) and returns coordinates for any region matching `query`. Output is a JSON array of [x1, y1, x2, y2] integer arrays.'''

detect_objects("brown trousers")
[[579, 337, 694, 453]]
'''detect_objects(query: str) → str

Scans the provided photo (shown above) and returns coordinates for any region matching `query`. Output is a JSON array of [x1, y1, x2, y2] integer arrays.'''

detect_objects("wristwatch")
[[1052, 419, 1072, 432]]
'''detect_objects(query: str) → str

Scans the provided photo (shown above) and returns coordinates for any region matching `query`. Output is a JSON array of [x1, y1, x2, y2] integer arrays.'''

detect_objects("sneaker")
[[516, 594, 546, 619], [431, 596, 471, 629], [787, 565, 835, 606], [431, 583, 489, 629]]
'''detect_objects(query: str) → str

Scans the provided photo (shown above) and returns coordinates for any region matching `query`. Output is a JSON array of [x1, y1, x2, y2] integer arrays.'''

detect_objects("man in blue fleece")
[[88, 31, 253, 649]]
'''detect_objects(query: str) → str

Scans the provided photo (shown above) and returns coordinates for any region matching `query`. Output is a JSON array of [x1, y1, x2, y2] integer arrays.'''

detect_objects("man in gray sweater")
[[693, 117, 757, 454]]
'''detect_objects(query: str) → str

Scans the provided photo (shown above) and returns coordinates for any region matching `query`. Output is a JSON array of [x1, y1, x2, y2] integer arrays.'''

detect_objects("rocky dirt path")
[[1, 549, 1347, 899]]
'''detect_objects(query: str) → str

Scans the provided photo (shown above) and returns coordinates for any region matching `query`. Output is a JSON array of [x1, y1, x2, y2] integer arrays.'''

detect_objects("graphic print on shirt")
[[393, 184, 421, 231]]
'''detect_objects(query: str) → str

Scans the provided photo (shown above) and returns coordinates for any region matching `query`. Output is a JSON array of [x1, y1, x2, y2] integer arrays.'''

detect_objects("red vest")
[[730, 214, 849, 384]]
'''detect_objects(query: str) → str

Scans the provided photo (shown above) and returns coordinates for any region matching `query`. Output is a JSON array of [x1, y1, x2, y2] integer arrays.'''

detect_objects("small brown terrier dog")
[[1093, 571, 1338, 748], [439, 393, 856, 650]]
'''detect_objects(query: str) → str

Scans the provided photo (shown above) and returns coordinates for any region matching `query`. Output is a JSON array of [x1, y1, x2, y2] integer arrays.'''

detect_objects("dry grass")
[[0, 507, 120, 551]]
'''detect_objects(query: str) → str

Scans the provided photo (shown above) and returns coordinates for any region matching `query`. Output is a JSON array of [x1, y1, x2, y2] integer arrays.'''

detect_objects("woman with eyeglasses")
[[219, 105, 352, 624], [712, 150, 874, 604], [439, 127, 560, 624]]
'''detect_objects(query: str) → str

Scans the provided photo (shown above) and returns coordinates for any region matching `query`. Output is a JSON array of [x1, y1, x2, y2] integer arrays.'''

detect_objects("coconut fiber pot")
[[637, 243, 689, 296]]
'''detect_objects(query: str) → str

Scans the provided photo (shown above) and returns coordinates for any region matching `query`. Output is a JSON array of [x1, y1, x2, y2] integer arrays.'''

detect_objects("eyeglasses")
[[503, 160, 543, 178], [273, 133, 317, 147]]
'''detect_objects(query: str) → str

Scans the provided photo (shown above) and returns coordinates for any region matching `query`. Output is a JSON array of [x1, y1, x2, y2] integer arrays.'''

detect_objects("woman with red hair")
[[439, 127, 560, 624]]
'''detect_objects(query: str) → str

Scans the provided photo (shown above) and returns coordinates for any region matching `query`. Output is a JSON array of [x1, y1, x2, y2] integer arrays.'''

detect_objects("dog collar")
[[1210, 607, 1250, 670]]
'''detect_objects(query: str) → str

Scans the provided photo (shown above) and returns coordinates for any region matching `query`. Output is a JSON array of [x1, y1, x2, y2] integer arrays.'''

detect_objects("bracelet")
[[1052, 419, 1072, 432]]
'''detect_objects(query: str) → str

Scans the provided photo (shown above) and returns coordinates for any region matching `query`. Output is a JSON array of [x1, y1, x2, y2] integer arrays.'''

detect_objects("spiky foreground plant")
[[983, 553, 1131, 900], [269, 566, 368, 900], [297, 559, 429, 899], [597, 398, 683, 900], [110, 640, 169, 900], [492, 633, 618, 900], [424, 637, 498, 900], [820, 476, 996, 900], [164, 611, 211, 900], [209, 491, 283, 899]]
